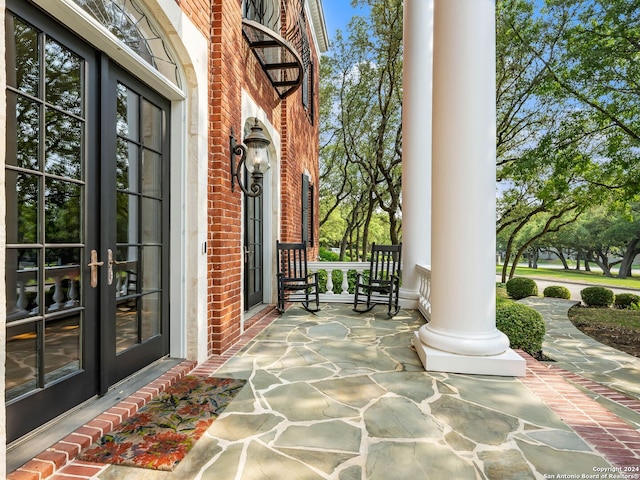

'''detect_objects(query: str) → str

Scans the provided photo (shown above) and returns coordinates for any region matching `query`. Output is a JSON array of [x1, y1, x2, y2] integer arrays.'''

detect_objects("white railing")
[[416, 264, 431, 321], [308, 261, 368, 303], [308, 262, 432, 320], [9, 265, 81, 321]]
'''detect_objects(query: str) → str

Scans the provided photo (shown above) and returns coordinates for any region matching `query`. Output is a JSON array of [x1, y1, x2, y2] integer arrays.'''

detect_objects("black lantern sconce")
[[230, 119, 272, 197]]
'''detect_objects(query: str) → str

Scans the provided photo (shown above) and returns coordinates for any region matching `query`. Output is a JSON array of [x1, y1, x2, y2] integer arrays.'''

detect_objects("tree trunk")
[[590, 250, 612, 277], [618, 237, 640, 279], [554, 248, 569, 269]]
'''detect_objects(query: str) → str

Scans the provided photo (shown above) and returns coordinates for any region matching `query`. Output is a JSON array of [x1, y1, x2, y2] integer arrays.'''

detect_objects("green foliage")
[[543, 285, 571, 299], [614, 293, 640, 309], [580, 286, 614, 307], [319, 0, 403, 253], [318, 247, 339, 262], [315, 269, 358, 294], [496, 301, 546, 354], [506, 277, 538, 299]]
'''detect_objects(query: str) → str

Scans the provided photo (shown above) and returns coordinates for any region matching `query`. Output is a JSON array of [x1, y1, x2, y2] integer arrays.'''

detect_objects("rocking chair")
[[276, 241, 320, 313], [353, 243, 402, 317]]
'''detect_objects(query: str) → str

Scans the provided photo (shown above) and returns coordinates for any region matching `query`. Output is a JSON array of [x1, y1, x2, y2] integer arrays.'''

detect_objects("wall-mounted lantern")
[[229, 120, 271, 197]]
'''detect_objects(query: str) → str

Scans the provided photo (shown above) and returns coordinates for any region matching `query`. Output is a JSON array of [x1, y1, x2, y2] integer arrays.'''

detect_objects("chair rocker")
[[353, 243, 402, 317], [276, 241, 320, 313]]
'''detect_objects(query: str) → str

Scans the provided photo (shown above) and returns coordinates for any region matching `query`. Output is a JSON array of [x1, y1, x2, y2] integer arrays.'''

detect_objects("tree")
[[496, 0, 640, 281], [319, 0, 403, 259]]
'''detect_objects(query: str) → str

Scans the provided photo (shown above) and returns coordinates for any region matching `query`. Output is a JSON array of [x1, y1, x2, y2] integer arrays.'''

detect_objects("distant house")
[[2, 0, 327, 451]]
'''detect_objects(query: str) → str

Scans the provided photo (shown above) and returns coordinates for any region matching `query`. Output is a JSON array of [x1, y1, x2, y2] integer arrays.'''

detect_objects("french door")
[[5, 1, 170, 443]]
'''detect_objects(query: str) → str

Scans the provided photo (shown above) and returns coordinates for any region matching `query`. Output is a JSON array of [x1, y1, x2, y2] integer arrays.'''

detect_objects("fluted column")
[[400, 0, 433, 306], [412, 0, 525, 376]]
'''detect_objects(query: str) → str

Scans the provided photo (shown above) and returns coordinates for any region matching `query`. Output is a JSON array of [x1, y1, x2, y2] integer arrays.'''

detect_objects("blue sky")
[[322, 1, 368, 41]]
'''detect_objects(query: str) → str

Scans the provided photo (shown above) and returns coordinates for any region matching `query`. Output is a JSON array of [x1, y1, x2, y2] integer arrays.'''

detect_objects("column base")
[[399, 287, 420, 309], [412, 332, 526, 377]]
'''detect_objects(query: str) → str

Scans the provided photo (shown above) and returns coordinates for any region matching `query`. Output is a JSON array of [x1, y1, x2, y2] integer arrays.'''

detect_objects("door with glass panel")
[[105, 64, 170, 384], [244, 191, 264, 310], [5, 1, 169, 443]]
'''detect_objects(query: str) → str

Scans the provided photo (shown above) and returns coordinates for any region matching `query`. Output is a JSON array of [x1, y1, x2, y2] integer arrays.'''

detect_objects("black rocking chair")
[[276, 241, 320, 313], [353, 243, 402, 317]]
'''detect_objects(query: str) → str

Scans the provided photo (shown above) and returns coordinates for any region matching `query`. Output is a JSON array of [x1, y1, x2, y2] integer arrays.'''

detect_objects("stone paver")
[[15, 301, 640, 480], [520, 297, 640, 403], [92, 303, 616, 479]]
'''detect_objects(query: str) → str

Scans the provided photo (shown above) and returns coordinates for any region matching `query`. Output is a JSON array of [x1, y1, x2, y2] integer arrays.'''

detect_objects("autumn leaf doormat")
[[79, 375, 246, 471]]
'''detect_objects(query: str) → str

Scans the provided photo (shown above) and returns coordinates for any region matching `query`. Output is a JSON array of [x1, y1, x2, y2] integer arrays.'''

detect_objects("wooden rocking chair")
[[353, 243, 402, 317], [276, 241, 320, 313]]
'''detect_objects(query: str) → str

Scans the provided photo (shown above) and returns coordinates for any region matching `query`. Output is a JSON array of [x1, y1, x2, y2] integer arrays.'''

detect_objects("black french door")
[[102, 62, 170, 386], [5, 0, 170, 443]]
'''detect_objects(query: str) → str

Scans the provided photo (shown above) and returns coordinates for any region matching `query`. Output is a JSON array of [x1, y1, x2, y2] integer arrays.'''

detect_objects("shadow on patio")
[[90, 302, 636, 479]]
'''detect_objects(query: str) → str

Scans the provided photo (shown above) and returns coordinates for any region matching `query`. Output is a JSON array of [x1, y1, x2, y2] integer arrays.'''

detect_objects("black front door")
[[5, 1, 170, 442], [244, 192, 264, 310]]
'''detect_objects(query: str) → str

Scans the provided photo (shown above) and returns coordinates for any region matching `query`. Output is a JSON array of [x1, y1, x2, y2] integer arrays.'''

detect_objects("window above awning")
[[242, 0, 310, 99]]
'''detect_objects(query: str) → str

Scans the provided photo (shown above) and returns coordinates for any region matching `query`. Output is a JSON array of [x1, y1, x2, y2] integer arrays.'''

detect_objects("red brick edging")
[[517, 350, 640, 467], [7, 306, 280, 480]]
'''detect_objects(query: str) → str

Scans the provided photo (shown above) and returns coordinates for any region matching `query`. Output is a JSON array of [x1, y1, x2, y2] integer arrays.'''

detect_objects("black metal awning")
[[242, 18, 304, 99], [241, 0, 311, 99]]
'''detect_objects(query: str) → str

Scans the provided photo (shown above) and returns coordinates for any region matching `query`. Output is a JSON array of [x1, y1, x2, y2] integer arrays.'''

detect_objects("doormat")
[[79, 375, 246, 471]]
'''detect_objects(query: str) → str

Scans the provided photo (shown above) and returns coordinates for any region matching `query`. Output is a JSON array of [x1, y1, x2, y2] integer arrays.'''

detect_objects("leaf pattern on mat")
[[79, 375, 246, 471]]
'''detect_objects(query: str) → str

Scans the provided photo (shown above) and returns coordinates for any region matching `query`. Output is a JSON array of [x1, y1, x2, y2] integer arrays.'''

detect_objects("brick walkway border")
[[518, 350, 640, 468]]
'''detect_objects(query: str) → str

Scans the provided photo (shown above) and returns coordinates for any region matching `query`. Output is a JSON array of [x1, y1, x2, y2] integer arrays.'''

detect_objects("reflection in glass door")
[[5, 2, 170, 442], [5, 6, 99, 442], [106, 67, 170, 384]]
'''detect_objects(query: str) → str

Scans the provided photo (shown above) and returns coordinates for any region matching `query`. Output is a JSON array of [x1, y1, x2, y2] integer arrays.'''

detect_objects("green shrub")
[[506, 277, 538, 300], [318, 247, 339, 262], [543, 285, 571, 300], [614, 293, 640, 309], [580, 286, 614, 307], [496, 301, 546, 354]]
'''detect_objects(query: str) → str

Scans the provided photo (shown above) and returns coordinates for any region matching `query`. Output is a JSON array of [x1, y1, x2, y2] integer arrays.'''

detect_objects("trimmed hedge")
[[496, 301, 546, 354], [506, 277, 538, 300], [543, 285, 571, 300], [614, 293, 640, 309], [580, 286, 614, 307]]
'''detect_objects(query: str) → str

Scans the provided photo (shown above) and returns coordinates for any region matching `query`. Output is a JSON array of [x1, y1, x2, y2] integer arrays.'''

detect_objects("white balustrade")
[[308, 261, 369, 303], [9, 266, 82, 320], [416, 264, 432, 321], [308, 262, 432, 317]]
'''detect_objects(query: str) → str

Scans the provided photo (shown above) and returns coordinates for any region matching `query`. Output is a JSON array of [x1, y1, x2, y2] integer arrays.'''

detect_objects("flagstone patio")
[[11, 301, 640, 479]]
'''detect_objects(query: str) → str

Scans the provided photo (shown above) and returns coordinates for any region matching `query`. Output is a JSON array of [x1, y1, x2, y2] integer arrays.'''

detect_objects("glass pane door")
[[5, 5, 99, 442], [106, 65, 170, 384], [245, 192, 264, 310]]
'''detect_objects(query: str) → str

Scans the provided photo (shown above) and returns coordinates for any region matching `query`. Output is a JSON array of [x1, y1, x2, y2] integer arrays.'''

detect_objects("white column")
[[412, 0, 525, 376], [399, 0, 433, 306]]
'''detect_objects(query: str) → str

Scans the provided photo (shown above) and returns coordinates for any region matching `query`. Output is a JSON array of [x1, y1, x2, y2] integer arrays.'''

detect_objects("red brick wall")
[[174, 0, 210, 35], [279, 27, 322, 262], [203, 0, 321, 355], [208, 0, 243, 355]]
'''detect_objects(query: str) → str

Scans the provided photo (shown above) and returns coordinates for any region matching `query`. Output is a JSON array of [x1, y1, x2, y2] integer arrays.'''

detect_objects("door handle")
[[107, 249, 127, 286], [88, 249, 104, 288]]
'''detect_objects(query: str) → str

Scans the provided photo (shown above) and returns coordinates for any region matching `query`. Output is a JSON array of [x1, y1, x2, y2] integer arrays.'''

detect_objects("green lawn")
[[496, 264, 640, 290], [568, 306, 640, 331]]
